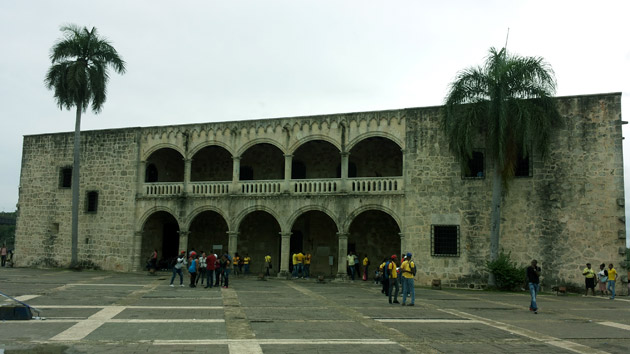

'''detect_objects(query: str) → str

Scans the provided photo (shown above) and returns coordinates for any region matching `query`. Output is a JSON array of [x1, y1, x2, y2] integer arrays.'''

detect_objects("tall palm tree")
[[45, 25, 126, 267], [442, 47, 561, 286]]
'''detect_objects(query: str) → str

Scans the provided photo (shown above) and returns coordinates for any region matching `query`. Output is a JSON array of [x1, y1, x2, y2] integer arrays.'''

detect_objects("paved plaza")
[[0, 268, 629, 353]]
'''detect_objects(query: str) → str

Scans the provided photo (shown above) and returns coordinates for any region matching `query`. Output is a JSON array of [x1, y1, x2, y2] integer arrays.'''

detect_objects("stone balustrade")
[[291, 179, 340, 194], [190, 182, 231, 196], [350, 177, 403, 193]]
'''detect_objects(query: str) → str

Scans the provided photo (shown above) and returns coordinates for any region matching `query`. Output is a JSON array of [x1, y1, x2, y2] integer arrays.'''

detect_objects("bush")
[[486, 251, 526, 291]]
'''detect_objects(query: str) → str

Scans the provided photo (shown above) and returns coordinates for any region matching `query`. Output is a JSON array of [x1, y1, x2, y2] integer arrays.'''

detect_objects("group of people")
[[346, 251, 371, 281], [582, 262, 618, 299], [526, 260, 621, 316], [375, 253, 416, 306], [168, 250, 232, 289], [291, 251, 311, 278]]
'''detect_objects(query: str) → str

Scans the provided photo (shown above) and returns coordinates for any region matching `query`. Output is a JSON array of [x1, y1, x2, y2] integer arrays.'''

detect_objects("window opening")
[[431, 225, 460, 257], [86, 191, 98, 213], [464, 151, 484, 178], [60, 167, 72, 188]]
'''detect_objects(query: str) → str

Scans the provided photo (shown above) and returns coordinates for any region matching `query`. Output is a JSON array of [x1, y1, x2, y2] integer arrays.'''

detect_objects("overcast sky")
[[1, 0, 629, 242]]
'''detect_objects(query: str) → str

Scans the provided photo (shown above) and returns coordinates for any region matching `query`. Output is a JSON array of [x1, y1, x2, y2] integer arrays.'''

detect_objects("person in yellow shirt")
[[243, 254, 251, 275], [264, 254, 272, 276], [379, 258, 389, 295], [362, 255, 370, 281], [233, 253, 241, 276], [388, 255, 400, 304], [295, 252, 304, 278], [304, 253, 311, 279], [582, 263, 596, 296], [607, 264, 617, 300], [291, 253, 298, 278], [400, 253, 415, 306]]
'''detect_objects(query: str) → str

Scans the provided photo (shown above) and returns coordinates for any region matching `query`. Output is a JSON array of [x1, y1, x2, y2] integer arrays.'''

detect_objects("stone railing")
[[190, 182, 230, 196], [240, 180, 283, 195], [145, 182, 183, 196], [143, 177, 403, 197], [350, 177, 403, 193], [291, 179, 340, 194]]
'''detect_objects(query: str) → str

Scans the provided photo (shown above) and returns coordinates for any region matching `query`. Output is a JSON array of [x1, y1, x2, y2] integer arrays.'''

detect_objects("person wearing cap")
[[400, 252, 416, 306], [388, 255, 400, 304], [169, 251, 187, 287]]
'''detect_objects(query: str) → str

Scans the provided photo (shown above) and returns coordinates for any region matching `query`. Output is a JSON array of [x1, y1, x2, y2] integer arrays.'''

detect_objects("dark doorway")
[[161, 222, 179, 260]]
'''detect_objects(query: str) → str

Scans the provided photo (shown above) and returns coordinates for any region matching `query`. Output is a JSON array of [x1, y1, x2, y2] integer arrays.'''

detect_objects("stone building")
[[15, 92, 626, 288]]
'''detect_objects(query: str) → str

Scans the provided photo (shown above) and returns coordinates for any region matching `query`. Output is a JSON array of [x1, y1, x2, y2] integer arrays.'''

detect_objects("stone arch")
[[287, 205, 340, 233], [346, 132, 403, 151], [143, 143, 186, 161], [233, 205, 285, 232], [187, 208, 230, 257], [342, 204, 402, 234], [288, 135, 342, 154], [189, 141, 235, 157], [139, 209, 181, 268], [137, 206, 181, 233], [237, 138, 286, 157], [144, 147, 185, 182], [185, 206, 230, 231]]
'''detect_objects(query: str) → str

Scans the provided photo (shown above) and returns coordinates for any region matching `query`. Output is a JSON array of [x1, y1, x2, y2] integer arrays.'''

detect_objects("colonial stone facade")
[[15, 92, 626, 288]]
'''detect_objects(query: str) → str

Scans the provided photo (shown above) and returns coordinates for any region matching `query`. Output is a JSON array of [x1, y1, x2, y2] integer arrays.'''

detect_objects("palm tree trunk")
[[70, 103, 82, 267], [488, 164, 502, 287]]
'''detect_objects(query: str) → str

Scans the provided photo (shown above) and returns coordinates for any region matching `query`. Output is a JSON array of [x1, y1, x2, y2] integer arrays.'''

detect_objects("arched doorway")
[[141, 211, 180, 270], [188, 211, 229, 256], [348, 210, 400, 277], [291, 211, 338, 276], [237, 211, 281, 274]]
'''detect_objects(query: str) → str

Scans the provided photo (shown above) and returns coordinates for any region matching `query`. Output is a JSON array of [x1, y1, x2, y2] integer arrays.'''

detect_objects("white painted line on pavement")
[[592, 296, 630, 303], [108, 319, 224, 323], [439, 309, 609, 354], [67, 284, 145, 287], [229, 342, 263, 354], [376, 319, 482, 323], [598, 321, 630, 331], [14, 295, 40, 301], [50, 306, 125, 341], [151, 339, 395, 345], [35, 305, 223, 309]]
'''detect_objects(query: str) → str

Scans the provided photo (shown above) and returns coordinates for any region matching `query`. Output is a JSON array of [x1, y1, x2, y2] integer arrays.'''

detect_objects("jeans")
[[607, 280, 616, 299], [206, 269, 215, 287], [1, 255, 6, 267], [348, 266, 355, 280], [244, 264, 250, 275], [402, 277, 415, 304], [190, 272, 197, 287], [304, 264, 310, 278], [223, 268, 230, 287], [389, 278, 399, 303], [197, 268, 206, 285], [170, 267, 183, 285], [529, 282, 539, 310]]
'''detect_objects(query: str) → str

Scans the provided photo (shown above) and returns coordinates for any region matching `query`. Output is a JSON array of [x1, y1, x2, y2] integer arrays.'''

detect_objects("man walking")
[[347, 251, 356, 280], [169, 251, 187, 287], [527, 260, 541, 314], [400, 253, 415, 306]]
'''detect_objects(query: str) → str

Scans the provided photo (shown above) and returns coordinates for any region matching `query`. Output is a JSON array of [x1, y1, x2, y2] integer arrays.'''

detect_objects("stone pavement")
[[0, 268, 629, 354]]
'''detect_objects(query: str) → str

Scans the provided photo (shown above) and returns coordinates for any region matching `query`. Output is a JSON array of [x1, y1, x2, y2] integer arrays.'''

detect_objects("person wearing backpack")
[[400, 253, 416, 306], [169, 251, 187, 287], [387, 255, 400, 304], [380, 257, 389, 295]]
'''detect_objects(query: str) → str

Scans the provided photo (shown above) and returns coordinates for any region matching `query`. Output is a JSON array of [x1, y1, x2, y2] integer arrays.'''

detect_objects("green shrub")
[[486, 251, 526, 291]]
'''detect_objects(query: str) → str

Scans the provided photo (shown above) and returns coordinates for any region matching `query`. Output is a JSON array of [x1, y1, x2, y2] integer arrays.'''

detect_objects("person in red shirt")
[[205, 252, 217, 288]]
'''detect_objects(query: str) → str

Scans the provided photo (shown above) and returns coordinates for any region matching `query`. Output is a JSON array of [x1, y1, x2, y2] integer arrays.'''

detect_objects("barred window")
[[515, 149, 532, 177], [431, 225, 460, 257], [463, 150, 484, 178]]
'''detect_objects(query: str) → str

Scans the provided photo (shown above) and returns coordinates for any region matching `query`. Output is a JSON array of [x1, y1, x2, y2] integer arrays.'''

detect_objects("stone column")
[[399, 232, 405, 257], [132, 231, 143, 271], [337, 232, 349, 278], [178, 230, 189, 253], [137, 160, 146, 196], [227, 231, 239, 256], [231, 156, 240, 194], [340, 152, 349, 192], [279, 231, 292, 276], [283, 154, 293, 193], [183, 158, 192, 194]]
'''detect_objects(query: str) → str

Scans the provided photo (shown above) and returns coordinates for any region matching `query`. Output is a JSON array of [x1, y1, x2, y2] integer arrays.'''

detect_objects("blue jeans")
[[304, 264, 310, 278], [529, 282, 539, 310], [348, 266, 355, 280], [388, 278, 399, 302], [206, 269, 215, 287], [402, 277, 415, 304], [244, 264, 250, 275], [170, 267, 183, 285], [607, 280, 616, 299]]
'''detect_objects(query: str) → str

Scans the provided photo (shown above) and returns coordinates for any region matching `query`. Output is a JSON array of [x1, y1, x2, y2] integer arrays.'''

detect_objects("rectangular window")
[[463, 150, 484, 179], [59, 167, 72, 188], [431, 225, 460, 257], [515, 149, 532, 177], [86, 191, 98, 213]]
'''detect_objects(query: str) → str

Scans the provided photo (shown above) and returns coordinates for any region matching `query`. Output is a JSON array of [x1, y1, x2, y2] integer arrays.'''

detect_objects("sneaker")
[[169, 284, 174, 287], [180, 284, 185, 287], [534, 310, 538, 314]]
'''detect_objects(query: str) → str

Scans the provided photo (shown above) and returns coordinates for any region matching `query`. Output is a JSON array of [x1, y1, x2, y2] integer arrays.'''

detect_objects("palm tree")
[[442, 47, 561, 286], [45, 25, 126, 267]]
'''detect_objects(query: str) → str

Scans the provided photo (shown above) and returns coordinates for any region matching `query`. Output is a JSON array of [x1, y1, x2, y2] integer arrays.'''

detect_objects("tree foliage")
[[486, 251, 526, 291]]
